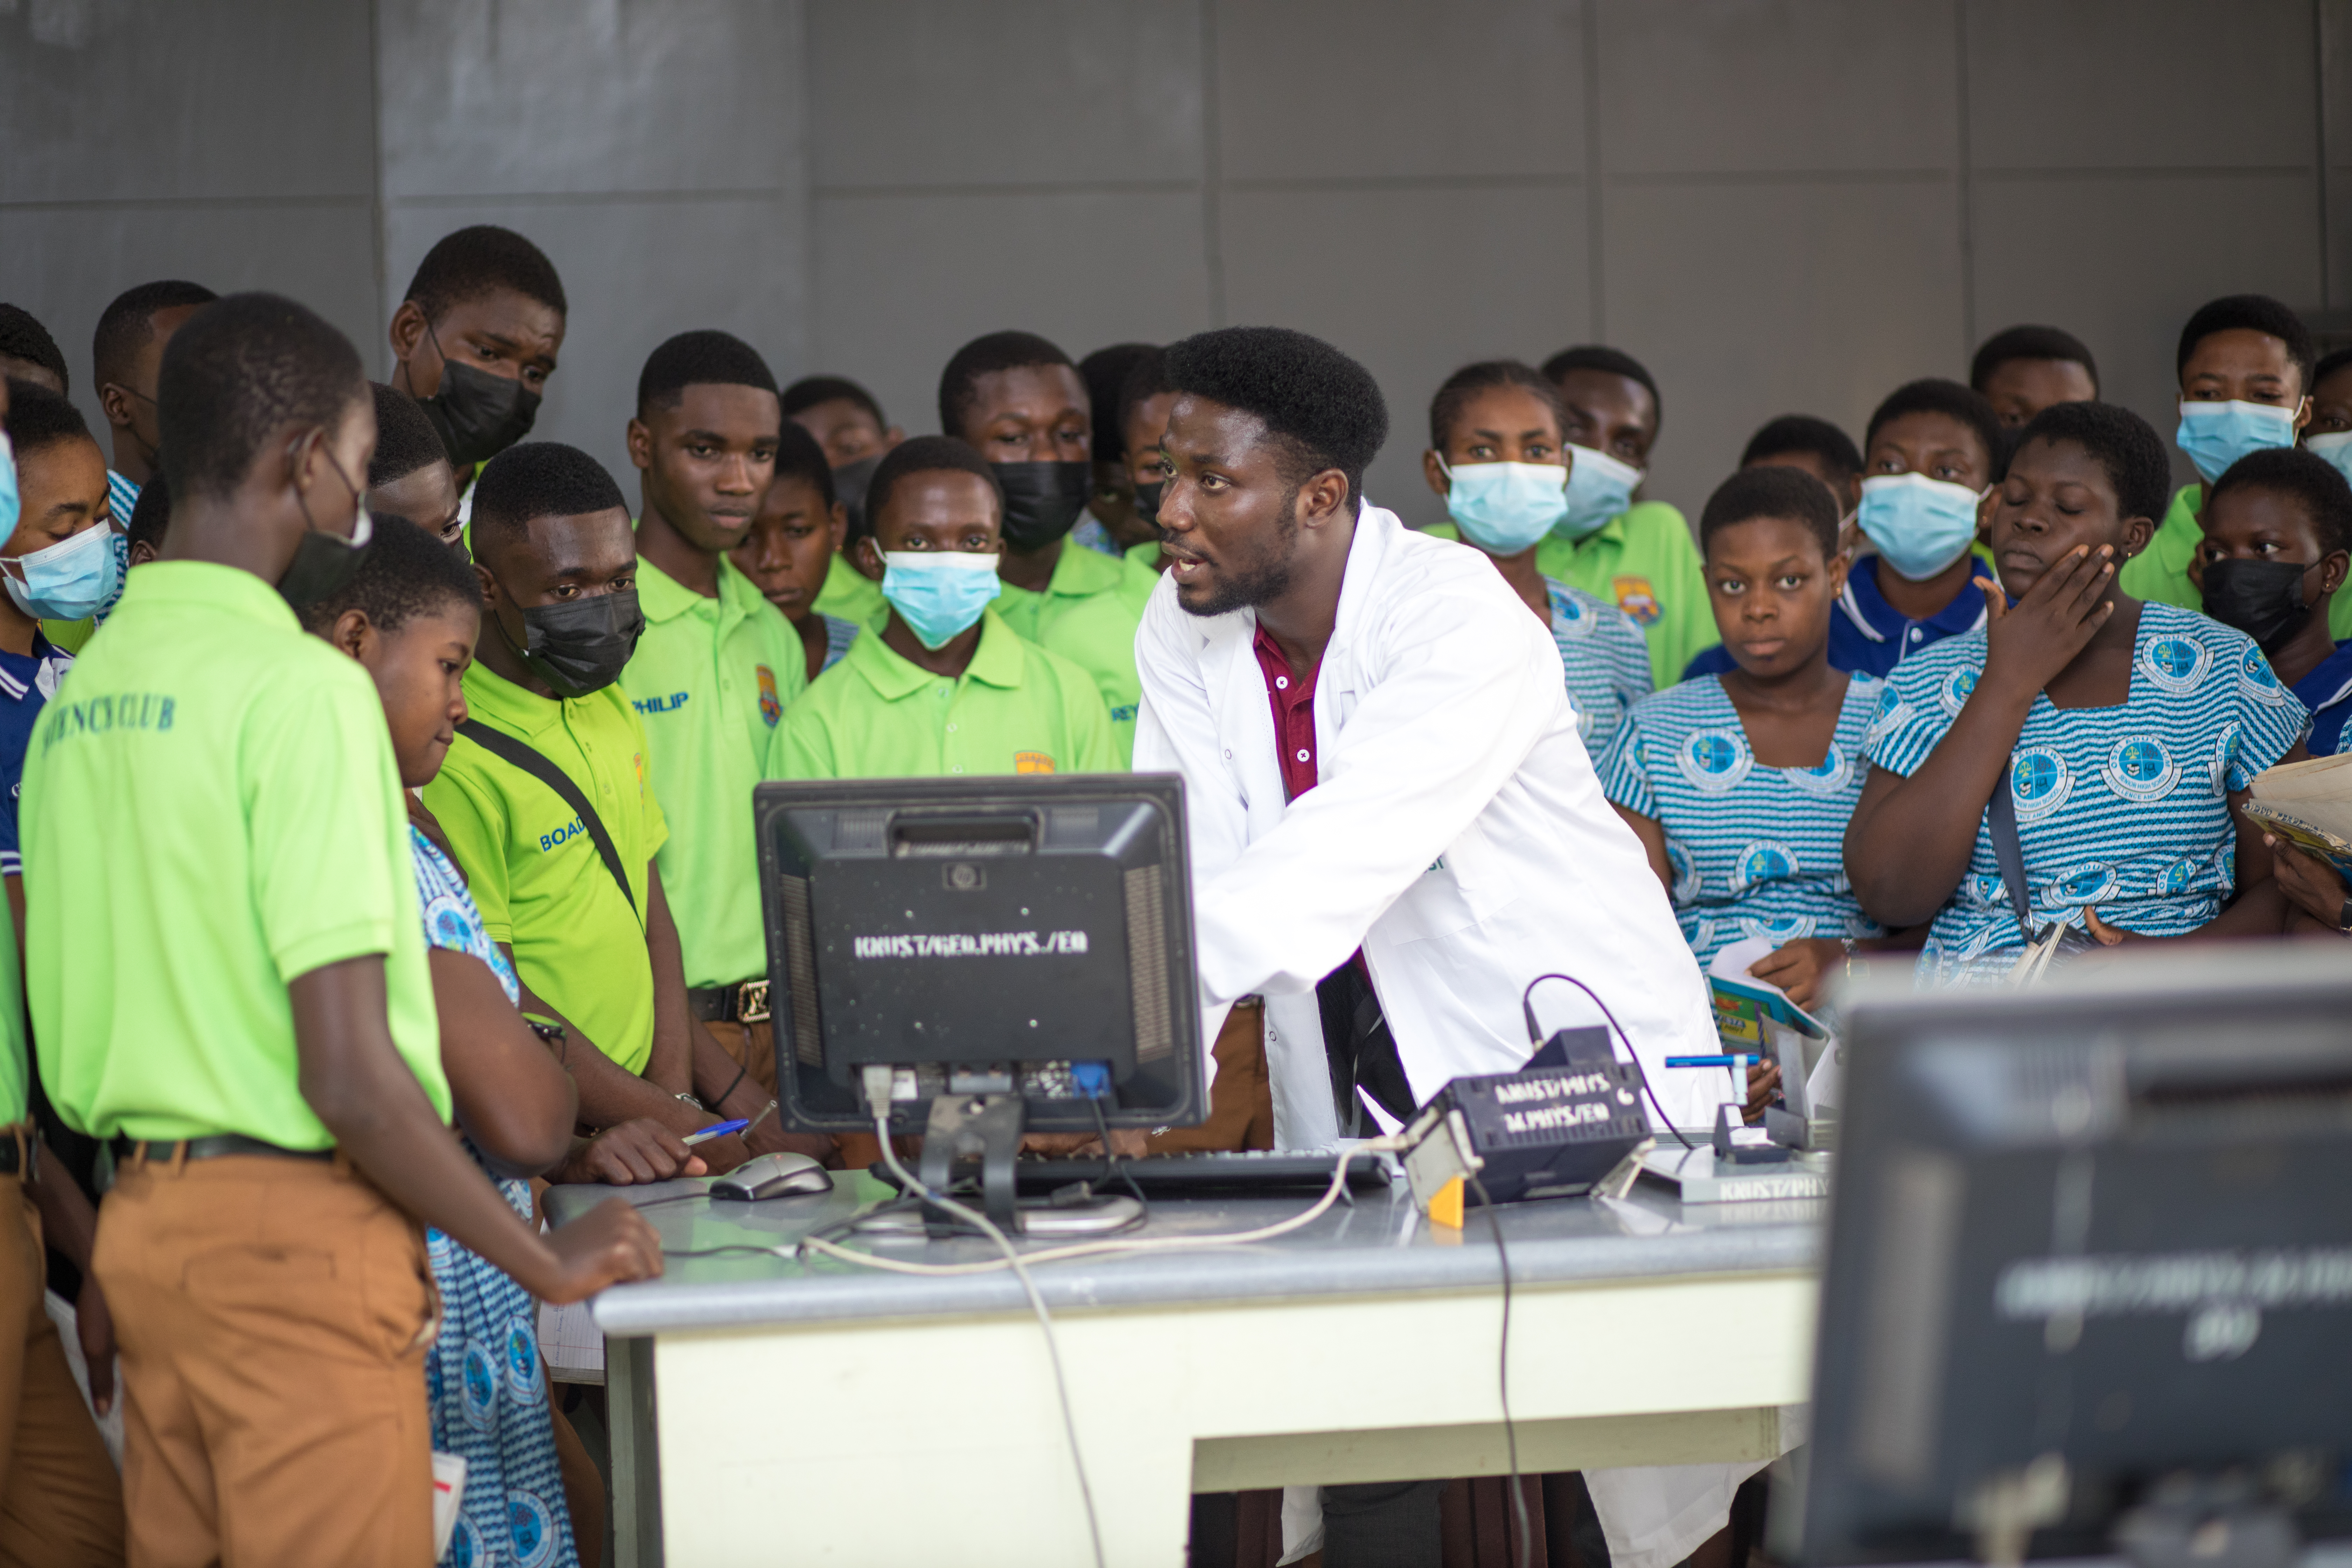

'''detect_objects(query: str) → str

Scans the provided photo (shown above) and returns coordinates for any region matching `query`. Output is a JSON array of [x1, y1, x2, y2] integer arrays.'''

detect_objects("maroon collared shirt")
[[1253, 622, 1319, 802]]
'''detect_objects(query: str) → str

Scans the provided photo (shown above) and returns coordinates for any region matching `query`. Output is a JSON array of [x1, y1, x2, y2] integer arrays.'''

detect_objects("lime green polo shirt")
[[1532, 502, 1712, 687], [1128, 540, 1162, 570], [21, 563, 446, 1145], [991, 542, 1158, 763], [811, 552, 887, 625], [0, 900, 23, 1127], [2121, 482, 2352, 640], [778, 607, 1119, 780], [622, 554, 806, 989], [424, 662, 668, 1073]]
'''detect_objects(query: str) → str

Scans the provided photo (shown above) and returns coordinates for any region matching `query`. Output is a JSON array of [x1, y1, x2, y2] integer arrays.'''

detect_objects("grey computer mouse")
[[709, 1152, 832, 1200]]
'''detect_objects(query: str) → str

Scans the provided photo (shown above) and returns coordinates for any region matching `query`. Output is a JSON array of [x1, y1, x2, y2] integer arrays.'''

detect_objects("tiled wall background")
[[4, 0, 2343, 522]]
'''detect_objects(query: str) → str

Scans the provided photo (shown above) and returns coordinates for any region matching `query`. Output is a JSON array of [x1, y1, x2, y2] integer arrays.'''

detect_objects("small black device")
[[1799, 947, 2352, 1568], [1400, 1026, 1654, 1206]]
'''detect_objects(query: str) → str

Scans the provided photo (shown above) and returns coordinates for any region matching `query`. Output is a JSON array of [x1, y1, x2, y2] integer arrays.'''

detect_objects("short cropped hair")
[[1161, 326, 1389, 512], [2210, 447, 2352, 558], [1116, 347, 1173, 448], [2177, 294, 2315, 390], [1079, 343, 1155, 460], [1427, 360, 1570, 452], [938, 331, 1074, 443], [92, 280, 218, 390], [125, 471, 171, 555], [1741, 415, 1863, 490], [782, 374, 887, 428], [1864, 379, 2007, 481], [636, 329, 777, 416], [2015, 400, 2171, 527], [1970, 324, 2100, 396], [157, 293, 366, 506], [368, 382, 449, 488], [401, 225, 567, 326], [2, 378, 95, 459], [0, 306, 68, 393], [471, 441, 626, 552], [866, 435, 1005, 531], [296, 513, 484, 637], [1540, 345, 1661, 430], [1699, 464, 1840, 557], [771, 418, 836, 510]]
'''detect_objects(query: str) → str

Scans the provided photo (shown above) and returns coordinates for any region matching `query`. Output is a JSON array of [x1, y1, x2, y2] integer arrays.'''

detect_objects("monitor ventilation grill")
[[780, 873, 824, 1065], [1124, 864, 1172, 1062], [834, 810, 888, 852]]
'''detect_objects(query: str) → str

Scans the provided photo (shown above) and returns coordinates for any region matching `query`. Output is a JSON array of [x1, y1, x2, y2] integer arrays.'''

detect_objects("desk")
[[551, 1170, 1822, 1567]]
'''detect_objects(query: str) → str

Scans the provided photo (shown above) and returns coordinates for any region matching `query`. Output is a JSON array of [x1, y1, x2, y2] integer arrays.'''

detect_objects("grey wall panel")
[[808, 190, 1215, 443], [1600, 178, 1965, 517], [808, 0, 1203, 189], [1216, 0, 1584, 182], [1219, 184, 1589, 527], [1599, 0, 1957, 176]]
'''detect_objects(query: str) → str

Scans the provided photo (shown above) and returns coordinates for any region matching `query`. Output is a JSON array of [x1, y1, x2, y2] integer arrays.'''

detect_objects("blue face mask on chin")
[[1856, 472, 1984, 582], [0, 433, 17, 545], [3, 517, 124, 622], [2176, 399, 2299, 484], [1440, 458, 1570, 554], [1553, 444, 1643, 541], [880, 550, 1003, 650]]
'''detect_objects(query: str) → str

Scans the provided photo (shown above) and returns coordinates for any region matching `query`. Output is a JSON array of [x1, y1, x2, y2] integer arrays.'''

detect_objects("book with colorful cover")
[[2239, 799, 2352, 879], [1709, 971, 1827, 1048]]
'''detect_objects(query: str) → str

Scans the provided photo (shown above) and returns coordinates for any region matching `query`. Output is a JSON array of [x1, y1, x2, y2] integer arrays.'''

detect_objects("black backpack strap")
[[1986, 761, 2037, 943], [456, 719, 639, 920]]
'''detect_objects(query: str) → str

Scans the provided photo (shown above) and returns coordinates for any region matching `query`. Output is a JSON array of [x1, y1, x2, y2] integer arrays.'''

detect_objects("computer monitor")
[[753, 774, 1206, 1143], [1799, 946, 2352, 1567]]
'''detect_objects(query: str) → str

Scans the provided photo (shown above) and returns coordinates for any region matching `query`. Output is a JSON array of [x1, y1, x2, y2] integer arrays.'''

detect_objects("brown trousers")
[[1149, 998, 1275, 1154], [0, 1134, 124, 1567], [702, 1015, 778, 1101], [97, 1153, 439, 1568]]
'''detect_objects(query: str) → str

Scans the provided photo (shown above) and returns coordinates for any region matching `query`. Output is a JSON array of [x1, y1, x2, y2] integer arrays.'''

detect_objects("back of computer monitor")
[[1800, 947, 2352, 1565], [753, 773, 1205, 1135]]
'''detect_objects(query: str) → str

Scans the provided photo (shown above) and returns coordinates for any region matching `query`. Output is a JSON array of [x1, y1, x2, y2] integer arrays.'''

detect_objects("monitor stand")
[[912, 1093, 1139, 1239]]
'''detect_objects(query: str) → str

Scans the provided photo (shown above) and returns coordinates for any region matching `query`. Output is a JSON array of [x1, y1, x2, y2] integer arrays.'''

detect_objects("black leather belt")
[[688, 980, 771, 1025], [111, 1134, 334, 1165]]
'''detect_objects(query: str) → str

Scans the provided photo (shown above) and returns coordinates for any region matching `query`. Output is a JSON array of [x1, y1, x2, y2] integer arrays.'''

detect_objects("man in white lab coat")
[[1132, 327, 1741, 1568]]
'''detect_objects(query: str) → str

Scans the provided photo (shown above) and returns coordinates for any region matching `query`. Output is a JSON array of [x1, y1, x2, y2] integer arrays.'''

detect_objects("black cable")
[[627, 1190, 714, 1211], [1466, 1172, 1530, 1567], [1521, 971, 1693, 1148], [1086, 1092, 1151, 1222]]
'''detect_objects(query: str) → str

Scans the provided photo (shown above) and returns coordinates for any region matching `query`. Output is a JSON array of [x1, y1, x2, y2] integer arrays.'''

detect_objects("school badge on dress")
[[2101, 737, 2180, 803], [2008, 746, 2072, 822], [1611, 575, 1661, 625], [2139, 635, 2211, 695], [756, 663, 782, 726], [1676, 727, 1752, 794]]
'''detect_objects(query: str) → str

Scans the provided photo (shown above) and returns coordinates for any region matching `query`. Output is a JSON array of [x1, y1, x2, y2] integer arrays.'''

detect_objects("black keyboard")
[[870, 1148, 1398, 1197]]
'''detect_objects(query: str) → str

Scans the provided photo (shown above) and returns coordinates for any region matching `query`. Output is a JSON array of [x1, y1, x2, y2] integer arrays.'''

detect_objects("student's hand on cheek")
[[1746, 937, 1843, 1011], [76, 1276, 117, 1416], [1980, 546, 2115, 697]]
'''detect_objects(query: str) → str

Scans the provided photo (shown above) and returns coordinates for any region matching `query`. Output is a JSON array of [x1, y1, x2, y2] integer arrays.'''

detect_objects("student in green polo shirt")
[[427, 441, 789, 1169], [20, 294, 658, 1565], [621, 330, 812, 1104], [1536, 344, 1712, 685], [938, 331, 1160, 760], [2121, 294, 2321, 625], [779, 436, 1116, 780]]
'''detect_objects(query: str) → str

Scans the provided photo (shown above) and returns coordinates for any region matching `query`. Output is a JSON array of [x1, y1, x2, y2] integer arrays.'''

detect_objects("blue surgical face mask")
[[880, 550, 1003, 650], [2304, 429, 2352, 489], [1440, 457, 1570, 554], [2176, 399, 2299, 483], [3, 518, 124, 622], [1857, 472, 1985, 582], [1553, 444, 1642, 541], [0, 432, 17, 544]]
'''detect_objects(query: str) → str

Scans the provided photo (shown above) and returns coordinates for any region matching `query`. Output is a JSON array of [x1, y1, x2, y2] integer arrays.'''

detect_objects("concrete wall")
[[1, 0, 2336, 522]]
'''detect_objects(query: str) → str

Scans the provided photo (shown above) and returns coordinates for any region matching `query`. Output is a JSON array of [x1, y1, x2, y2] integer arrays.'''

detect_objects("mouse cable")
[[1521, 972, 1695, 1148], [1086, 1093, 1153, 1223], [1465, 1172, 1530, 1568]]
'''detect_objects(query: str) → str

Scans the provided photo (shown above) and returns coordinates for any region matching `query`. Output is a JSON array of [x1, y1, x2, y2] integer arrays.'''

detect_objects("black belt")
[[111, 1134, 334, 1165], [688, 979, 771, 1025], [0, 1130, 22, 1177]]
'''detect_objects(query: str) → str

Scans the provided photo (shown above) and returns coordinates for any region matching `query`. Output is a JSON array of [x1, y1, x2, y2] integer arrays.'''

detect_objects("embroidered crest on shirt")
[[2102, 737, 2180, 803], [2158, 856, 2200, 895], [1739, 912, 1815, 945], [1676, 727, 1752, 793], [1666, 839, 1700, 903], [1555, 595, 1594, 636], [2209, 722, 2242, 796], [1937, 665, 1978, 718], [2236, 642, 2296, 707], [2052, 862, 2119, 907], [1014, 750, 1055, 774], [2139, 636, 2211, 695], [2008, 747, 2073, 823], [757, 663, 782, 726], [1611, 575, 1661, 625], [1864, 685, 1909, 746], [1785, 743, 1852, 795], [1732, 841, 1800, 891]]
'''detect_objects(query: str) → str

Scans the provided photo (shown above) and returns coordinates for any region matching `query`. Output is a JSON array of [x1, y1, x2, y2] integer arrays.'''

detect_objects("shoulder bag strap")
[[456, 719, 639, 919], [1986, 761, 2038, 943]]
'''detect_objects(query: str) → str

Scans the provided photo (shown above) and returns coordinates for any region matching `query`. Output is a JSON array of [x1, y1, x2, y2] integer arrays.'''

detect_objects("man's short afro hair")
[[470, 442, 626, 552], [93, 280, 218, 390], [1970, 324, 2099, 396], [2014, 400, 2171, 527], [1864, 378, 2007, 481], [156, 293, 366, 506], [782, 374, 888, 429], [0, 306, 69, 394], [125, 471, 171, 555], [368, 382, 450, 489], [2178, 294, 2315, 390], [938, 331, 1076, 443], [297, 513, 484, 637], [1700, 464, 1841, 558], [865, 435, 1004, 534], [636, 330, 778, 416], [2210, 447, 2352, 558], [1161, 326, 1389, 513], [771, 418, 836, 510], [1079, 343, 1155, 460], [401, 225, 567, 326], [2315, 346, 2352, 394], [3, 378, 95, 459], [1540, 345, 1661, 430], [1116, 346, 1174, 449], [1741, 414, 1862, 488], [1427, 360, 1569, 452]]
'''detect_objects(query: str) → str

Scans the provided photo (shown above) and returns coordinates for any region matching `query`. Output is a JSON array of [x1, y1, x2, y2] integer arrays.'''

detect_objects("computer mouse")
[[709, 1152, 832, 1200]]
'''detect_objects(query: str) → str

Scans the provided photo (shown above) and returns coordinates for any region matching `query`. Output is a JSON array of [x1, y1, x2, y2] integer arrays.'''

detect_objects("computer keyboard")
[[869, 1147, 1399, 1197]]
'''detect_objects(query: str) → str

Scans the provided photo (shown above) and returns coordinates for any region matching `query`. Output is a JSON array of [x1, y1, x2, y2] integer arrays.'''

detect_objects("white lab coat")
[[1132, 502, 1729, 1144]]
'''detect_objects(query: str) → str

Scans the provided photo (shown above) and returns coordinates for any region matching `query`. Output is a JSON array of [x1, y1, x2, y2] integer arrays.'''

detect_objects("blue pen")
[[682, 1118, 751, 1146], [1666, 1055, 1761, 1070]]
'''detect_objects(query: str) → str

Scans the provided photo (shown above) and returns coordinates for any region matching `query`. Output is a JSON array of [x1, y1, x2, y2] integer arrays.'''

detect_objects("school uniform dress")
[[411, 830, 581, 1568], [992, 540, 1161, 763], [1546, 576, 1653, 755], [1865, 601, 2306, 986], [817, 612, 861, 673], [1598, 673, 1885, 965], [2291, 640, 2352, 755]]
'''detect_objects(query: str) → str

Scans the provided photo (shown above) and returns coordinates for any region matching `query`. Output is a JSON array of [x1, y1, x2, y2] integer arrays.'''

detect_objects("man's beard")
[[1174, 492, 1299, 618]]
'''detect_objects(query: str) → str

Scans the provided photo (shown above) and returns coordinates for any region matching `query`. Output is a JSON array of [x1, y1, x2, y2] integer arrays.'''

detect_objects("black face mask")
[[2201, 558, 2314, 654], [992, 461, 1092, 552], [420, 332, 541, 469], [277, 458, 375, 612], [500, 589, 644, 699], [1133, 478, 1166, 527], [832, 454, 881, 546]]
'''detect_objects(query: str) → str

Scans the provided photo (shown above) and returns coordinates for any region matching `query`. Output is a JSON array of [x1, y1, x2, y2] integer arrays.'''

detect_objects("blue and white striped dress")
[[1597, 672, 1885, 965], [1548, 577, 1653, 756], [1864, 601, 2306, 987]]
